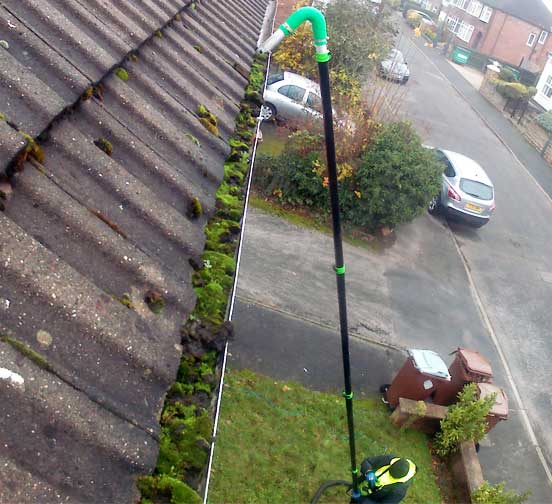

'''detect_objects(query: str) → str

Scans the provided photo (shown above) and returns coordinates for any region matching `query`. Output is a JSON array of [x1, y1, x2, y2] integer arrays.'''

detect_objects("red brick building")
[[445, 0, 552, 72]]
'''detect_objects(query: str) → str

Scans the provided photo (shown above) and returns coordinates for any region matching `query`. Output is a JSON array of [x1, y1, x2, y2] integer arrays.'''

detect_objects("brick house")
[[445, 0, 552, 72]]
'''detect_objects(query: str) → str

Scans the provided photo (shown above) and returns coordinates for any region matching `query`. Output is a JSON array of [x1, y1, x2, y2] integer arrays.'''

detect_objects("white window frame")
[[457, 22, 475, 42], [542, 75, 552, 98], [539, 31, 548, 45], [527, 33, 537, 47], [467, 1, 483, 18], [451, 0, 469, 9], [447, 15, 460, 33], [480, 5, 493, 23]]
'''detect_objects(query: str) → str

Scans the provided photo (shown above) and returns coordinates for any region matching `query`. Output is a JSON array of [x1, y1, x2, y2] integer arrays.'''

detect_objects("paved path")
[[447, 60, 484, 90]]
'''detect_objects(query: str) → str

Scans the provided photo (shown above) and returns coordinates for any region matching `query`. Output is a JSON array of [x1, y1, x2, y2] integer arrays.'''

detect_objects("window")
[[278, 85, 306, 102], [539, 31, 548, 45], [527, 33, 537, 47], [451, 0, 469, 9], [306, 92, 321, 112], [457, 22, 475, 42], [466, 1, 483, 18], [542, 75, 552, 98], [267, 73, 284, 85], [480, 6, 492, 22], [434, 150, 456, 177], [447, 15, 460, 32], [460, 179, 493, 200]]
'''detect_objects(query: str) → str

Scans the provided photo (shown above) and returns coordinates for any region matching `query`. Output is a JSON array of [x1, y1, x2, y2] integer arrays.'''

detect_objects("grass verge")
[[209, 368, 443, 504]]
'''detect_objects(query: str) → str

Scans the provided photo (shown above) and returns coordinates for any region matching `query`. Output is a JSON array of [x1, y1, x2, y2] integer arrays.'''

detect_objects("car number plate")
[[465, 203, 482, 213]]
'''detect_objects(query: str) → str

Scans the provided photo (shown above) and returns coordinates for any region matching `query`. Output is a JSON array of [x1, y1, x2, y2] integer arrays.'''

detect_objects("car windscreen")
[[460, 179, 493, 200], [267, 73, 284, 85], [388, 50, 403, 64]]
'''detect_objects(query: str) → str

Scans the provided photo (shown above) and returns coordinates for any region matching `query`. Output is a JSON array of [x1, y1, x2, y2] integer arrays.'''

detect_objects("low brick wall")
[[390, 397, 447, 434], [451, 441, 485, 497], [391, 398, 484, 503], [479, 70, 552, 165], [480, 74, 508, 111]]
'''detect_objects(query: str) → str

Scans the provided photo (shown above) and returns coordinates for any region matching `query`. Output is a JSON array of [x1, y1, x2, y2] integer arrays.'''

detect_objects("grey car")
[[261, 71, 322, 122], [379, 49, 410, 84], [428, 149, 495, 227]]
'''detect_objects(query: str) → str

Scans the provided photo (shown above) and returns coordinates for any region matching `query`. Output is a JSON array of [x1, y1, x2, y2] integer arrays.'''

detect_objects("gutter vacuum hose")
[[310, 480, 352, 504], [259, 7, 361, 503]]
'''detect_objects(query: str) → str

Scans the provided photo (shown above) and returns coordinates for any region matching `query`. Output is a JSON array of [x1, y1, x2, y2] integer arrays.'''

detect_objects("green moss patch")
[[145, 289, 165, 314], [115, 67, 129, 82], [1, 336, 53, 372], [94, 138, 113, 156], [197, 105, 219, 137], [138, 53, 267, 504]]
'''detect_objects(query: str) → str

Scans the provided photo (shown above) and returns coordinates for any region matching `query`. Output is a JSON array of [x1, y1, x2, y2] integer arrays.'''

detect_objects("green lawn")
[[209, 369, 443, 504]]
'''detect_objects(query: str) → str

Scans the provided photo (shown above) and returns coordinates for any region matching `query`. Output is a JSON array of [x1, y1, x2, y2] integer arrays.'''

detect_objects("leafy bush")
[[254, 132, 328, 209], [421, 24, 437, 41], [340, 121, 442, 229], [406, 11, 422, 28], [255, 121, 441, 230], [472, 481, 530, 504], [434, 383, 495, 456], [498, 67, 518, 82], [496, 81, 537, 101], [537, 110, 552, 133]]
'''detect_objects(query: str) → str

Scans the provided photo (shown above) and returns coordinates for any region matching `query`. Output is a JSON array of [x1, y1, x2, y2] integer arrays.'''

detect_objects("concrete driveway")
[[228, 21, 552, 503]]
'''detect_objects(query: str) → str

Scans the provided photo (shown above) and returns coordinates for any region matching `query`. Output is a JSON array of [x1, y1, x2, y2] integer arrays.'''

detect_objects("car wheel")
[[401, 76, 409, 85], [428, 195, 440, 215], [260, 103, 276, 122]]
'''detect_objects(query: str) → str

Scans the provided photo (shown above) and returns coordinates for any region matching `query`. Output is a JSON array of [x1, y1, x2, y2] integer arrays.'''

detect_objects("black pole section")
[[318, 60, 360, 502]]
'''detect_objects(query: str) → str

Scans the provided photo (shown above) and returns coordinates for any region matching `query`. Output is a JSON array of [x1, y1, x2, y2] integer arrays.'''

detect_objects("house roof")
[[484, 0, 552, 31], [0, 0, 269, 501]]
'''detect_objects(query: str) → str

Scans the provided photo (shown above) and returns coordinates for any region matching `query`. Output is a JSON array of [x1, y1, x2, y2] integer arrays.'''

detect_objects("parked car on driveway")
[[261, 71, 322, 122], [405, 9, 436, 27], [428, 148, 495, 227], [379, 49, 410, 84]]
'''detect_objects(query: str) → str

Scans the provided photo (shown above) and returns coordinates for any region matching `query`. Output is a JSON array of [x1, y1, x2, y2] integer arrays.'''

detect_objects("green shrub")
[[472, 481, 530, 504], [496, 81, 537, 101], [255, 122, 441, 230], [434, 383, 495, 456], [406, 11, 422, 28], [498, 67, 518, 82], [537, 110, 552, 133], [340, 121, 442, 229]]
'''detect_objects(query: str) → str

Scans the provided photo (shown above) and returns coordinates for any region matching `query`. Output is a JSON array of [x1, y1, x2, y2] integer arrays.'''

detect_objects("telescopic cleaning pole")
[[259, 7, 361, 501]]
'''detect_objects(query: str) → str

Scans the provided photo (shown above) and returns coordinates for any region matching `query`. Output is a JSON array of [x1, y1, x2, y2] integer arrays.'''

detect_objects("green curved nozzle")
[[281, 7, 330, 62], [259, 6, 330, 62], [282, 6, 327, 40]]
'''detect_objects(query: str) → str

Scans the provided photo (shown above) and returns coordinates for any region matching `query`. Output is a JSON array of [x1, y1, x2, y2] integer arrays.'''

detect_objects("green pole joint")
[[343, 390, 353, 400], [316, 53, 331, 63], [335, 265, 346, 275]]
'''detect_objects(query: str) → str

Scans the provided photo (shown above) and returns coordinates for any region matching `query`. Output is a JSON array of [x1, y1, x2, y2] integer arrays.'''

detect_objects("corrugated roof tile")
[[0, 0, 271, 500]]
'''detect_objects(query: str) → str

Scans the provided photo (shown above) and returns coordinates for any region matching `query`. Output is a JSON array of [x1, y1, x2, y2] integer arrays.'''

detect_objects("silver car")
[[261, 71, 322, 122], [428, 149, 495, 227], [379, 49, 410, 84]]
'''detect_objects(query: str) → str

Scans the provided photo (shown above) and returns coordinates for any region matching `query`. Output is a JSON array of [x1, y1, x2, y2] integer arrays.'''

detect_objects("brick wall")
[[479, 11, 552, 72], [447, 5, 491, 51]]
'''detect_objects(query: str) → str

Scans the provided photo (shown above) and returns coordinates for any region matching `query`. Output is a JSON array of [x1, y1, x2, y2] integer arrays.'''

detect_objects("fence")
[[480, 69, 552, 164]]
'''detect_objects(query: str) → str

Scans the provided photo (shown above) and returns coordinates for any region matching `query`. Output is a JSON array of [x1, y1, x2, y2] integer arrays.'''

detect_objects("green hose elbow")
[[280, 7, 331, 63], [283, 6, 327, 40]]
